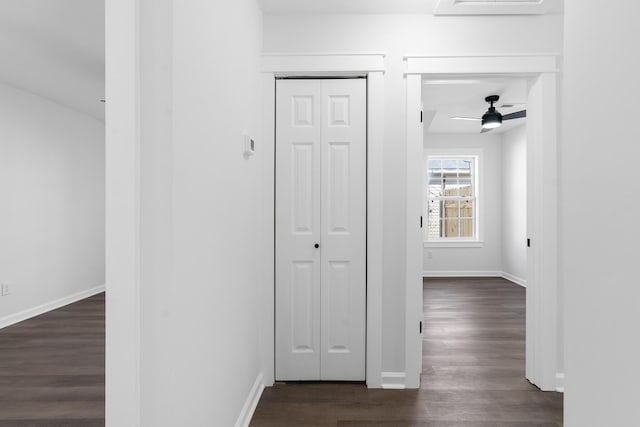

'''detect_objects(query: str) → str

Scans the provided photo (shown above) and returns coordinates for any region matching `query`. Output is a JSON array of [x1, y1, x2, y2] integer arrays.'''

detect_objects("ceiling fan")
[[451, 95, 526, 133]]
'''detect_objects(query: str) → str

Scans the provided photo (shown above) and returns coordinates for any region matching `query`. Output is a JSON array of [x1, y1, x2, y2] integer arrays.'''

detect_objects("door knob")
[[314, 243, 320, 249]]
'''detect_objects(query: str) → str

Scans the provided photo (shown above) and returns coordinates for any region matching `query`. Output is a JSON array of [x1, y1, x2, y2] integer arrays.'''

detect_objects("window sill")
[[423, 241, 484, 248]]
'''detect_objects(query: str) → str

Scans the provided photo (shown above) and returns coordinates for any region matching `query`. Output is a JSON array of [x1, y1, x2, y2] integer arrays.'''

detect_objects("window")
[[425, 155, 479, 244]]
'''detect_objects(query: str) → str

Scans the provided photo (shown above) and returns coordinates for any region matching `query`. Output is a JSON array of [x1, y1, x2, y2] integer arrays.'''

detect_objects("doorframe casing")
[[261, 52, 386, 388], [403, 53, 561, 390], [105, 0, 142, 424]]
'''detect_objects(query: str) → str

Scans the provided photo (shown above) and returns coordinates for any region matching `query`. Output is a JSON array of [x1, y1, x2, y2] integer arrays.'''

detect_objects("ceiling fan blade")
[[450, 116, 481, 121], [503, 110, 527, 121], [480, 127, 493, 134]]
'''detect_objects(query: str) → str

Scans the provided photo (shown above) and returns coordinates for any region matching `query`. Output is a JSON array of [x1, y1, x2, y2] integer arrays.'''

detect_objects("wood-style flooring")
[[251, 277, 563, 426], [0, 279, 562, 426], [0, 293, 105, 426]]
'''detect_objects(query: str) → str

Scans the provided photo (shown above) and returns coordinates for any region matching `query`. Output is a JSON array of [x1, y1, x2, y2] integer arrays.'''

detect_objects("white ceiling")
[[259, 0, 562, 14], [0, 0, 104, 121], [422, 77, 528, 134], [259, 0, 437, 14]]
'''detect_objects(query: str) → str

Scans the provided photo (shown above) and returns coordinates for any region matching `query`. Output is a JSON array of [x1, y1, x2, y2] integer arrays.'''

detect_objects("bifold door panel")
[[275, 79, 366, 381]]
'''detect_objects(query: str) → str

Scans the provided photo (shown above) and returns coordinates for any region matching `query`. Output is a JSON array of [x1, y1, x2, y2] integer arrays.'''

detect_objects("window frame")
[[423, 148, 484, 248]]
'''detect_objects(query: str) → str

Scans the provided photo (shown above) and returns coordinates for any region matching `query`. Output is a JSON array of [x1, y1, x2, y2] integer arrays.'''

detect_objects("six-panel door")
[[275, 79, 366, 381]]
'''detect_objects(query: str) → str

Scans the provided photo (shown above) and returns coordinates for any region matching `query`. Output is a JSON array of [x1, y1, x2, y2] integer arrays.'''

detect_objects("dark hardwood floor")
[[0, 279, 563, 426], [251, 277, 563, 426], [0, 293, 105, 426]]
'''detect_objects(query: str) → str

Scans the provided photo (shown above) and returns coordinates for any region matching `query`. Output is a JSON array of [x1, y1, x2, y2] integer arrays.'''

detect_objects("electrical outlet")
[[427, 251, 433, 260], [1, 283, 10, 296]]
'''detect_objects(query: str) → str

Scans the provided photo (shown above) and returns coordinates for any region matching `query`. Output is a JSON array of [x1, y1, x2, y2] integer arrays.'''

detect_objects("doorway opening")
[[260, 53, 386, 388], [404, 55, 560, 392], [422, 76, 528, 281]]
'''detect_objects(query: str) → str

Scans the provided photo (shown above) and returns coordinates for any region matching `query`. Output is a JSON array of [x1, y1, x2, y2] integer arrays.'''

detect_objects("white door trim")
[[404, 54, 559, 74], [263, 52, 386, 75], [261, 52, 386, 388], [405, 74, 423, 389], [105, 0, 142, 424], [404, 54, 560, 391]]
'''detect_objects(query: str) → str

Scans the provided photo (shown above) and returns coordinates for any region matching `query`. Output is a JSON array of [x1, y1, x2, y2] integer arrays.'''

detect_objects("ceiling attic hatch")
[[434, 0, 556, 15]]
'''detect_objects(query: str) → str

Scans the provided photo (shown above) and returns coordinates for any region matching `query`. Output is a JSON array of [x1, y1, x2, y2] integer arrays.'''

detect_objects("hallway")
[[0, 279, 562, 425], [250, 277, 563, 426]]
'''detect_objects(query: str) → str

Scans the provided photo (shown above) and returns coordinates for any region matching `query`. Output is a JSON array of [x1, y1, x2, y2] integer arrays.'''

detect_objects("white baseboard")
[[423, 270, 502, 278], [0, 284, 105, 330], [381, 371, 406, 389], [235, 373, 264, 427], [555, 372, 564, 393], [422, 270, 527, 288], [501, 271, 527, 288]]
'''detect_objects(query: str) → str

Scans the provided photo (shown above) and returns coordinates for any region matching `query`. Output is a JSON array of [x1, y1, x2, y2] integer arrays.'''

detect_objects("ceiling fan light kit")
[[481, 95, 503, 129], [481, 111, 502, 129], [450, 94, 527, 133]]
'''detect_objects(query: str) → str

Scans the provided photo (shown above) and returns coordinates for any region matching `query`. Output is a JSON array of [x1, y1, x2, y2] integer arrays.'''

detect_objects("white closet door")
[[276, 78, 366, 381], [275, 80, 322, 380], [320, 79, 366, 380]]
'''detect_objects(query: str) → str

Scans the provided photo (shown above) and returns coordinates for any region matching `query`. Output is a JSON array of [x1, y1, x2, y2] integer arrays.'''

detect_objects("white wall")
[[264, 11, 563, 374], [501, 125, 527, 283], [0, 82, 104, 325], [0, 0, 105, 121], [107, 0, 268, 425], [563, 1, 640, 425], [423, 133, 503, 274]]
